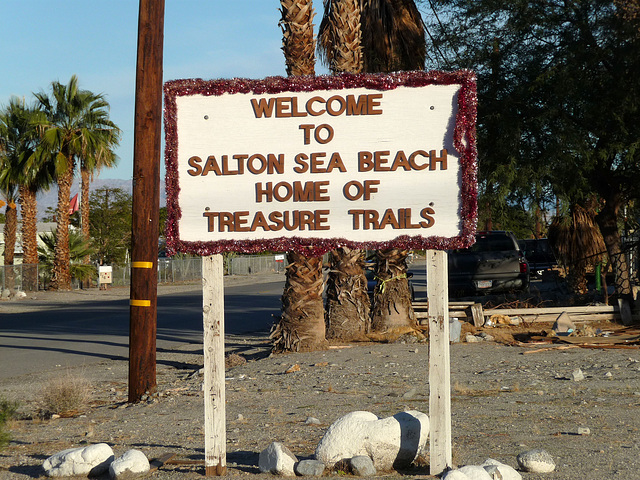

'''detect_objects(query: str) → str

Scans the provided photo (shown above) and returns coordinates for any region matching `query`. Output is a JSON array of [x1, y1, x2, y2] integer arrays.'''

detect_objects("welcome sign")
[[164, 71, 477, 256]]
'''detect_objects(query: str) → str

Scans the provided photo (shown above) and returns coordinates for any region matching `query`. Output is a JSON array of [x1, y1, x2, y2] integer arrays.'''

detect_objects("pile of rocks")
[[258, 409, 556, 478], [259, 409, 429, 476], [42, 443, 150, 479], [442, 449, 555, 479]]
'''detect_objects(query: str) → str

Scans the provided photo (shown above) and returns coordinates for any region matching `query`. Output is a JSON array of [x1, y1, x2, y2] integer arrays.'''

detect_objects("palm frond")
[[318, 0, 363, 73], [360, 0, 426, 73]]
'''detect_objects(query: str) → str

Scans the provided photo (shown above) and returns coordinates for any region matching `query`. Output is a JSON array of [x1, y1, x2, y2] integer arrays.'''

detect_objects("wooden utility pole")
[[129, 0, 165, 403]]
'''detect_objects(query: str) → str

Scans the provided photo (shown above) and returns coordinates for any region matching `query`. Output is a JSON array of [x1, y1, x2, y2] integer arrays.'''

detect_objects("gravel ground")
[[1, 282, 640, 479]]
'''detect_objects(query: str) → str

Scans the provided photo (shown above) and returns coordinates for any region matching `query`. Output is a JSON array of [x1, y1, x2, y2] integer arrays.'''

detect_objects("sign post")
[[202, 254, 227, 475], [427, 250, 452, 474], [163, 71, 477, 476]]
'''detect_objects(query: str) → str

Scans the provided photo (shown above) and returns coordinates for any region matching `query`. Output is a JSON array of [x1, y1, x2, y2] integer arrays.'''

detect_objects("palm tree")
[[318, 1, 372, 341], [34, 75, 120, 290], [548, 200, 606, 295], [364, 0, 424, 333], [0, 190, 18, 291], [360, 0, 426, 73], [38, 229, 97, 288], [280, 0, 317, 76], [271, 251, 327, 352], [324, 247, 370, 340], [318, 0, 363, 73], [370, 248, 416, 334], [272, 0, 328, 352], [0, 97, 54, 291], [0, 99, 33, 292], [318, 0, 425, 336], [78, 110, 120, 287]]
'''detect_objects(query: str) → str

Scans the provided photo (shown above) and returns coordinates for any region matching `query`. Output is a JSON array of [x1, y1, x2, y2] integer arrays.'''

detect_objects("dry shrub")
[[39, 374, 92, 418], [0, 397, 18, 448]]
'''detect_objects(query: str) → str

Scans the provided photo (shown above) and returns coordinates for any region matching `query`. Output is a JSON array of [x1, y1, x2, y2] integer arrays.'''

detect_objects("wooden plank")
[[203, 255, 227, 476], [427, 250, 452, 475], [149, 453, 176, 472], [485, 305, 617, 316], [499, 313, 620, 323], [469, 303, 484, 328]]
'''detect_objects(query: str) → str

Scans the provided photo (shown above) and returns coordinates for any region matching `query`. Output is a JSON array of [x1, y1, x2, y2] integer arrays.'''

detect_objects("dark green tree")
[[89, 187, 132, 266], [426, 0, 640, 298]]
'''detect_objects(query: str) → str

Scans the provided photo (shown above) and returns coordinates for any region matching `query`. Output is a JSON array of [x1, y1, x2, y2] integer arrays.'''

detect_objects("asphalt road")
[[0, 275, 286, 380], [0, 260, 428, 381]]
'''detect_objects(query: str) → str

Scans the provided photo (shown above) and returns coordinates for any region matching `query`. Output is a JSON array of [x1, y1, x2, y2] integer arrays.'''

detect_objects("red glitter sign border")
[[164, 70, 477, 257]]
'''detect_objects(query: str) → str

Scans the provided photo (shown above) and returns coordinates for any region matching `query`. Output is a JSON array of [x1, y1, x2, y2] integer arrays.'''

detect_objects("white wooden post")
[[202, 255, 227, 476], [427, 249, 452, 475]]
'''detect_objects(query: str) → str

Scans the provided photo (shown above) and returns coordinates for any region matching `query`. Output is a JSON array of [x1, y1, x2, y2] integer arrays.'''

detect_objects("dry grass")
[[452, 381, 523, 397], [0, 397, 18, 448], [39, 373, 92, 418]]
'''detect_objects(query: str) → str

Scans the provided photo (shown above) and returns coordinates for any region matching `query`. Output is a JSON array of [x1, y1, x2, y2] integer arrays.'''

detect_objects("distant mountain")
[[36, 178, 167, 219]]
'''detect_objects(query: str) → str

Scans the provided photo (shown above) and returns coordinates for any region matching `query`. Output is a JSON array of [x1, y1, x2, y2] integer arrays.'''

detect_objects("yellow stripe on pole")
[[132, 261, 154, 269], [130, 299, 151, 307]]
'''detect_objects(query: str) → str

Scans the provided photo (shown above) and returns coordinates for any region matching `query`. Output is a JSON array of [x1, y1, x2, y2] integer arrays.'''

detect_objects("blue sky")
[[1, 1, 330, 180]]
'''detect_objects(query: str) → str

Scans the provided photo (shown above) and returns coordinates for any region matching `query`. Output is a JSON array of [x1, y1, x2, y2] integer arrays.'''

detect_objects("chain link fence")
[[1, 254, 287, 292], [0, 264, 39, 292], [107, 254, 287, 287]]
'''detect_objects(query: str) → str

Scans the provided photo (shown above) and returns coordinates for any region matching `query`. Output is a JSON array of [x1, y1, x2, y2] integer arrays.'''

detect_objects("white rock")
[[15, 290, 27, 298], [442, 469, 471, 479], [109, 449, 150, 479], [482, 458, 522, 480], [516, 449, 555, 473], [315, 410, 429, 471], [572, 368, 585, 381], [43, 443, 114, 477], [259, 442, 297, 476], [457, 465, 493, 480]]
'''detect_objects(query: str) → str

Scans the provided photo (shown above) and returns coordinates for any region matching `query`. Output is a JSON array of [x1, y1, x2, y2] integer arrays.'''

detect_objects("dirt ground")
[[1, 282, 640, 479]]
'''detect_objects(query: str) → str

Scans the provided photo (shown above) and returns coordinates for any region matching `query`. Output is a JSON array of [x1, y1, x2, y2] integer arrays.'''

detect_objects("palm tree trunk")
[[52, 164, 74, 291], [80, 167, 92, 288], [371, 248, 415, 334], [596, 193, 632, 301], [3, 202, 17, 292], [318, 0, 363, 73], [271, 0, 327, 353], [271, 251, 328, 352], [19, 186, 39, 291], [81, 167, 91, 243], [318, 0, 371, 342], [280, 0, 317, 76], [326, 248, 370, 340]]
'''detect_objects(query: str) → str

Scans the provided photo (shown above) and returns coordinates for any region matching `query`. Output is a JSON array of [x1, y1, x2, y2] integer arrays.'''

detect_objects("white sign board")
[[164, 72, 477, 255], [98, 265, 112, 285]]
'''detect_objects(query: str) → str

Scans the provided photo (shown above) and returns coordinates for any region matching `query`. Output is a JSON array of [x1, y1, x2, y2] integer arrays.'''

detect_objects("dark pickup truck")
[[518, 238, 558, 276], [448, 231, 530, 296]]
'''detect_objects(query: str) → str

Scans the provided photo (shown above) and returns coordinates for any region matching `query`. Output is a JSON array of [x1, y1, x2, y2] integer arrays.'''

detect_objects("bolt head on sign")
[[164, 71, 477, 256]]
